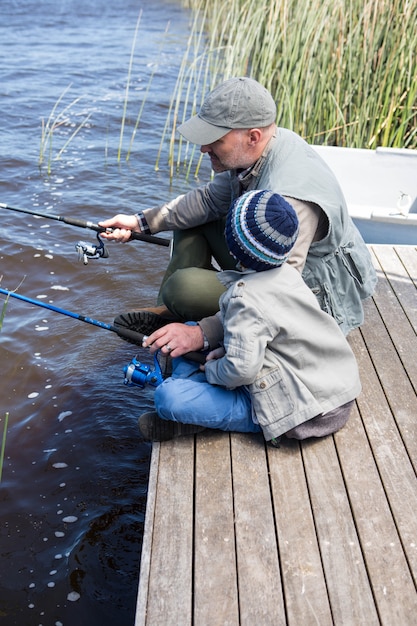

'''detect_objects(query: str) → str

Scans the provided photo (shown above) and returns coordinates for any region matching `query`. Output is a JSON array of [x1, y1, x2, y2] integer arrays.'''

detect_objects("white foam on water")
[[62, 516, 78, 523], [57, 411, 72, 422], [52, 463, 68, 469], [67, 591, 80, 602], [28, 392, 39, 399]]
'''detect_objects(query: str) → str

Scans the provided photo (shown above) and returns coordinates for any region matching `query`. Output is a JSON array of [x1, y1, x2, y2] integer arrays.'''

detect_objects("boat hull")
[[313, 145, 417, 244]]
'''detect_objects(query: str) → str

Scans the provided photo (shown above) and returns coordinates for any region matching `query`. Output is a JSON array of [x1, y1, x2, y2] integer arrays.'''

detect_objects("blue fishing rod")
[[0, 287, 205, 388], [0, 202, 170, 264]]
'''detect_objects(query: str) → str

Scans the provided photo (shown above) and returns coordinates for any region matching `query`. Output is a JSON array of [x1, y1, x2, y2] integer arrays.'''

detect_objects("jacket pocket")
[[309, 281, 344, 324], [249, 367, 294, 427], [340, 243, 377, 298]]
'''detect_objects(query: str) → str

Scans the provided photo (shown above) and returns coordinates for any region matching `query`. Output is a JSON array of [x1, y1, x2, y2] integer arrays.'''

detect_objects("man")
[[100, 77, 377, 356]]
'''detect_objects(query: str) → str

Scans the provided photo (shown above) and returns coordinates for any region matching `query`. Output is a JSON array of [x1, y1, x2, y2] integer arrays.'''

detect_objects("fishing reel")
[[75, 232, 109, 265], [123, 354, 164, 389]]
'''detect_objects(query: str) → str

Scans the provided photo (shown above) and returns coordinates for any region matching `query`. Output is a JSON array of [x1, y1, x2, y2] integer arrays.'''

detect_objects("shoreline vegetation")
[[38, 0, 416, 179], [164, 0, 417, 176]]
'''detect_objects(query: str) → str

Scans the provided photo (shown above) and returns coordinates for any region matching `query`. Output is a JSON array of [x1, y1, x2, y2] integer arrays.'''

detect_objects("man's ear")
[[247, 128, 263, 145]]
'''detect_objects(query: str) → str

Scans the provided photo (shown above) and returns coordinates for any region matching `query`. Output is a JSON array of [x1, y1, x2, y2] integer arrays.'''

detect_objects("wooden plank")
[[370, 244, 417, 393], [358, 273, 417, 468], [194, 431, 239, 625], [231, 432, 285, 625], [394, 245, 417, 293], [135, 442, 160, 626], [301, 436, 379, 624], [335, 394, 417, 624], [359, 286, 417, 463], [349, 320, 417, 590], [142, 437, 195, 625], [267, 438, 333, 625]]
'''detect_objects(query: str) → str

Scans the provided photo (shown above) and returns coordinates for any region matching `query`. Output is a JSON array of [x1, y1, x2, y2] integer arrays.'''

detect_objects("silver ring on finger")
[[165, 344, 172, 352]]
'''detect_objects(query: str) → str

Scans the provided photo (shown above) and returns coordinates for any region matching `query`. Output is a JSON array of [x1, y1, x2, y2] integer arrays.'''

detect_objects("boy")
[[139, 190, 361, 444]]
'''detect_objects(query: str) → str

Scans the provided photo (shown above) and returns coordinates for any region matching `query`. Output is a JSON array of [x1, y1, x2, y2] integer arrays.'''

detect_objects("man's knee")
[[161, 267, 225, 320]]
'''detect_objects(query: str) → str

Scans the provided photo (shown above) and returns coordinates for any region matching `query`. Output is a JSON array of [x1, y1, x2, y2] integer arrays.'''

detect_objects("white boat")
[[313, 145, 417, 244]]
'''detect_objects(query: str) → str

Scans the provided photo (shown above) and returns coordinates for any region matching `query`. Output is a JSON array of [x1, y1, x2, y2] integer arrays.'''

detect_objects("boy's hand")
[[200, 346, 225, 371]]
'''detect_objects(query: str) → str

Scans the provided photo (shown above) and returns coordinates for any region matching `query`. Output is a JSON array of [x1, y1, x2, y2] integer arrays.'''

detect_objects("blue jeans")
[[154, 357, 261, 433]]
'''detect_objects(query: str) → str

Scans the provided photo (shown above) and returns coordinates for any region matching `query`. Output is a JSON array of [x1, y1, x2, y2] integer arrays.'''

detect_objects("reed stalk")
[[39, 85, 91, 174], [118, 9, 143, 162], [126, 20, 176, 162], [39, 83, 72, 168], [165, 0, 416, 177], [0, 290, 8, 332], [0, 412, 9, 483], [0, 280, 9, 483]]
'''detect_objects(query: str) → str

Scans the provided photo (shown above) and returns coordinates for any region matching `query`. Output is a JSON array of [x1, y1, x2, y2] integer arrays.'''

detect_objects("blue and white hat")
[[225, 190, 299, 271]]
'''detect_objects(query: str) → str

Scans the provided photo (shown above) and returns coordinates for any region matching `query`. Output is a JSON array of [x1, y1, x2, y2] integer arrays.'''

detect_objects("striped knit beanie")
[[225, 190, 299, 271]]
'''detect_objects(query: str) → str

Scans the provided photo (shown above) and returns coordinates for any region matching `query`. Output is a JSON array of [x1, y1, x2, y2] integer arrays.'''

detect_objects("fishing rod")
[[0, 287, 206, 388], [0, 202, 170, 263]]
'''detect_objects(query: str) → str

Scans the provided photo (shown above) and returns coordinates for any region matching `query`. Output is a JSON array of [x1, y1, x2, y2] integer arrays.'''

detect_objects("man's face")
[[200, 129, 254, 172]]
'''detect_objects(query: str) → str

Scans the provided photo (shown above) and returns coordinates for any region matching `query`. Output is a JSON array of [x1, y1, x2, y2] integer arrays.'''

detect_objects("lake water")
[[0, 1, 207, 624]]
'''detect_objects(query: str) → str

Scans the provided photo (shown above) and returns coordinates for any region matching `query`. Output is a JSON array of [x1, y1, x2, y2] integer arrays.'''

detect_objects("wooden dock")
[[135, 244, 417, 626]]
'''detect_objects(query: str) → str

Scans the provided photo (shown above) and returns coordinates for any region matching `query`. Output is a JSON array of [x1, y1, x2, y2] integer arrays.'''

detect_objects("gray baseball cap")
[[177, 77, 277, 145]]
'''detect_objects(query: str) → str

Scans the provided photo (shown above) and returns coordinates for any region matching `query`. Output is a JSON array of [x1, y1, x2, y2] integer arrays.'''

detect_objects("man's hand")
[[99, 214, 140, 242], [142, 323, 205, 358]]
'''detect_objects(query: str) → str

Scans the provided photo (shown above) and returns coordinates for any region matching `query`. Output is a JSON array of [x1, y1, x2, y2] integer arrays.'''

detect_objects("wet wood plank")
[[135, 438, 195, 626], [136, 245, 417, 625]]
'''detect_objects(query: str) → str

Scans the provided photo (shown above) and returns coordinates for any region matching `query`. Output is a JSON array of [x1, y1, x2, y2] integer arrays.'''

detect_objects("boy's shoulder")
[[219, 264, 305, 289], [244, 263, 304, 287]]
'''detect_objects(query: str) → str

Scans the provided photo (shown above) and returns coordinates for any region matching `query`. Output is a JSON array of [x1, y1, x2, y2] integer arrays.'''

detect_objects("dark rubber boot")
[[138, 411, 206, 442]]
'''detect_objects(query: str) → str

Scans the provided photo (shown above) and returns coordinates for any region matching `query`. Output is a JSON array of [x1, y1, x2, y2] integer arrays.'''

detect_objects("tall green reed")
[[0, 412, 8, 483], [165, 0, 416, 177], [39, 85, 92, 175], [118, 9, 143, 162], [0, 280, 9, 483]]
